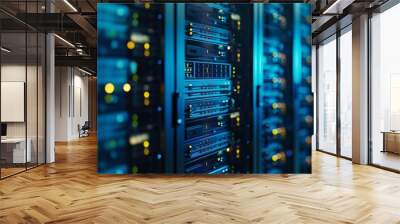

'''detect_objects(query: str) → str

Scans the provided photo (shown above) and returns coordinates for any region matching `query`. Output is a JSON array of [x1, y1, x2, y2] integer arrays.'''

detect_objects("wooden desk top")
[[1, 138, 30, 143], [381, 131, 400, 134]]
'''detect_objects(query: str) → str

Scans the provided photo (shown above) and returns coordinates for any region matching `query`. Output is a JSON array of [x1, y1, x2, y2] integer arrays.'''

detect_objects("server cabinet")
[[175, 3, 253, 173], [292, 4, 313, 173], [98, 3, 175, 173], [253, 4, 312, 173]]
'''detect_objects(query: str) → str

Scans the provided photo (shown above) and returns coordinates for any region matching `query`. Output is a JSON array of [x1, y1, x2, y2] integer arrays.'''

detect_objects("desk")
[[382, 131, 400, 154], [1, 138, 31, 163]]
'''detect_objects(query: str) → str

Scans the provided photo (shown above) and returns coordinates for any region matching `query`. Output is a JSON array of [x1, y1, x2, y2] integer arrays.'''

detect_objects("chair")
[[78, 121, 90, 138]]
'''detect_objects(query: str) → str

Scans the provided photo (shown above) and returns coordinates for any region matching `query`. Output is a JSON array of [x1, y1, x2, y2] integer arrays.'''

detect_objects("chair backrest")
[[82, 121, 90, 129]]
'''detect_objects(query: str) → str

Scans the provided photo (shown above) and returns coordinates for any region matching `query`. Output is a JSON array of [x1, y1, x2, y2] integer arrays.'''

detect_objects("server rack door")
[[176, 3, 252, 174], [292, 4, 313, 173], [97, 3, 174, 174], [258, 4, 295, 173], [254, 4, 312, 173], [253, 3, 264, 173]]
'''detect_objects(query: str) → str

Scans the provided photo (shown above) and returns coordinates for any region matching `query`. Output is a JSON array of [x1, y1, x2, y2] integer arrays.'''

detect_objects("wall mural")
[[97, 3, 312, 174]]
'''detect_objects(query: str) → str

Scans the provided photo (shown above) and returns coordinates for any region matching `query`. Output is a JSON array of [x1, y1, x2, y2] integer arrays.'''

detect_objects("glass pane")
[[26, 0, 40, 169], [38, 33, 45, 165], [339, 29, 352, 158], [27, 31, 38, 169], [317, 37, 337, 154], [371, 5, 400, 171], [1, 30, 27, 177]]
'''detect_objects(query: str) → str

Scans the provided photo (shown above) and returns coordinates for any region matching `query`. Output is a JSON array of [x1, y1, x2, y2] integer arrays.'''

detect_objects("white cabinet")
[[1, 138, 32, 163]]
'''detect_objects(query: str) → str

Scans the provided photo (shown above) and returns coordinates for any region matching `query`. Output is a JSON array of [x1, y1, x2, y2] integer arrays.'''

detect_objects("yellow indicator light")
[[132, 166, 138, 174], [144, 43, 150, 50], [272, 129, 279, 136], [306, 136, 312, 144], [143, 140, 150, 148], [123, 83, 131, 92], [144, 148, 150, 156], [272, 155, 279, 162], [104, 95, 113, 103], [127, 41, 135, 49], [236, 149, 240, 154], [104, 83, 115, 94], [272, 103, 286, 111], [236, 117, 240, 122], [305, 116, 313, 124], [144, 91, 150, 98], [144, 3, 151, 9]]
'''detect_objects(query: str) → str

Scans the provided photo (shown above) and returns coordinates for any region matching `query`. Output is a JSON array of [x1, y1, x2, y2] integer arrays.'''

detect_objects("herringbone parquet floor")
[[1, 135, 400, 224]]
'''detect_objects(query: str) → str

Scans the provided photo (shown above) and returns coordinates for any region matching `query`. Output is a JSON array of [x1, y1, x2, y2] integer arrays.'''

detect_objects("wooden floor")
[[372, 150, 400, 171], [1, 136, 400, 224]]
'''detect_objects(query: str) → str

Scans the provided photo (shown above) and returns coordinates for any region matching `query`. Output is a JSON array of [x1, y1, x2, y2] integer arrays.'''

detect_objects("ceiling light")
[[63, 0, 78, 12], [1, 47, 11, 53], [322, 0, 342, 14], [54, 34, 75, 48], [322, 0, 354, 15], [78, 67, 93, 76]]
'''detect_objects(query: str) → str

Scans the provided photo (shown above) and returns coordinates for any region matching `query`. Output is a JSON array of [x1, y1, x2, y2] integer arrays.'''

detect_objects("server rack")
[[97, 3, 175, 173], [292, 4, 313, 173], [253, 4, 312, 173], [175, 3, 253, 173]]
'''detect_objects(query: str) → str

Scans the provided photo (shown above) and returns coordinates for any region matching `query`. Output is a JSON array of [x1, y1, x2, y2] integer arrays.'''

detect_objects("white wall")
[[1, 64, 46, 164], [1, 65, 38, 137], [55, 66, 69, 141], [1, 65, 27, 141], [55, 67, 89, 141]]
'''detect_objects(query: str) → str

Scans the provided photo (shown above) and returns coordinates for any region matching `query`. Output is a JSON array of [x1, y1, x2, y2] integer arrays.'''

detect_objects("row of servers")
[[98, 3, 312, 174]]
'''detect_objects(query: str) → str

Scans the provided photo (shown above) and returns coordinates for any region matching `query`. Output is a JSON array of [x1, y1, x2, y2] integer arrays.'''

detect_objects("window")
[[371, 4, 400, 171], [317, 36, 337, 154], [339, 28, 352, 158]]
